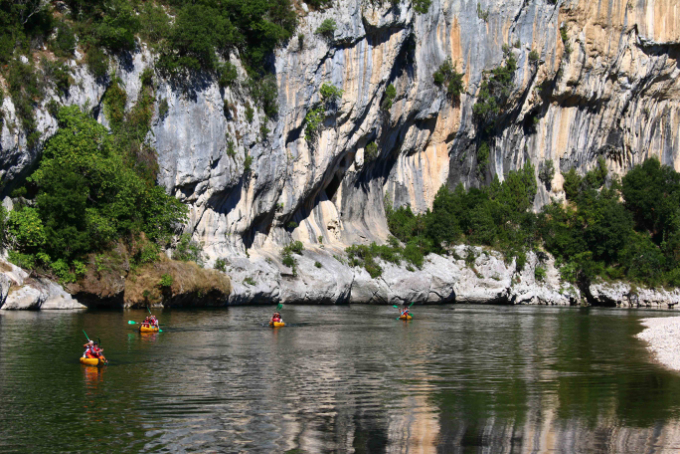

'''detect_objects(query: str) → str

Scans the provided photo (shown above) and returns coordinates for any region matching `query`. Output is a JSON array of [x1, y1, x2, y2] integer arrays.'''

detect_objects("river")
[[1, 305, 680, 453]]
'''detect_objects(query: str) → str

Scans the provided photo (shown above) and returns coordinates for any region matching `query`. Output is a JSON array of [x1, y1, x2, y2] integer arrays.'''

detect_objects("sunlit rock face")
[[1, 0, 679, 306]]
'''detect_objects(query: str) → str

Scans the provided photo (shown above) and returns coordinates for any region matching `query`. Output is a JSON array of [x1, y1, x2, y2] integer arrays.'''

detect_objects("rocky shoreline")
[[637, 317, 680, 372], [3, 246, 680, 310]]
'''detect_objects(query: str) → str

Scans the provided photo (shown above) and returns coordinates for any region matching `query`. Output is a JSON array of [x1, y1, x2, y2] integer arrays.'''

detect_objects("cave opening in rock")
[[325, 173, 342, 201]]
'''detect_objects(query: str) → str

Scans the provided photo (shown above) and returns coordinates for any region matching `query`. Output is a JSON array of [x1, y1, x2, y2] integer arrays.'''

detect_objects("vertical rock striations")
[[1, 0, 679, 307]]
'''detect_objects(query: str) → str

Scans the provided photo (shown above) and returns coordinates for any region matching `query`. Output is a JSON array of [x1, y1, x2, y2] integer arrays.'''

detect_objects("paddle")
[[128, 320, 136, 325], [82, 330, 90, 341]]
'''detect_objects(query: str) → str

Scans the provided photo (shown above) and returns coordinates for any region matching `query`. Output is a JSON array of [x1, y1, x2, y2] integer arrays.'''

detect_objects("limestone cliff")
[[1, 0, 679, 308]]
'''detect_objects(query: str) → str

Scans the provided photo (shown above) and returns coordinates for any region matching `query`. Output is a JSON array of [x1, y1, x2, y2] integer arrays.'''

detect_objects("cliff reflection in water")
[[2, 305, 680, 453]]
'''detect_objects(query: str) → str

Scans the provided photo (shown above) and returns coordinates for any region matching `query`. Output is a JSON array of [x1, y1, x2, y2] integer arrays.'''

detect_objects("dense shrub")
[[381, 84, 397, 111], [157, 4, 238, 75], [215, 258, 227, 272], [173, 233, 205, 266], [160, 273, 174, 287], [250, 75, 279, 118], [304, 105, 325, 141], [528, 49, 540, 63], [86, 47, 109, 79], [0, 0, 53, 64], [320, 82, 343, 107], [365, 142, 379, 162], [473, 50, 517, 128], [218, 62, 238, 88], [385, 164, 537, 269], [138, 2, 171, 46], [4, 106, 187, 275], [433, 59, 465, 101], [281, 240, 304, 276], [412, 0, 432, 13], [53, 22, 76, 57], [534, 157, 680, 287], [477, 141, 490, 174], [315, 19, 337, 41], [538, 160, 554, 186]]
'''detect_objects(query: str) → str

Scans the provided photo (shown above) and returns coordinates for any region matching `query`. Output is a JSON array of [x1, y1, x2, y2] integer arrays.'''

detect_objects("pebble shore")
[[637, 317, 680, 371]]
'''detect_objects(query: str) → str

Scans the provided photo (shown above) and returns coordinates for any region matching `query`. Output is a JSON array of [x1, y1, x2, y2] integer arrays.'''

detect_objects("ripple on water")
[[2, 305, 680, 452]]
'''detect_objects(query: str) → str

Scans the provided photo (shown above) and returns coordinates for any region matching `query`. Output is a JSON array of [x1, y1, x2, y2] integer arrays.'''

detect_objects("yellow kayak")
[[269, 321, 286, 328], [80, 356, 107, 367], [140, 325, 159, 333], [399, 314, 413, 320]]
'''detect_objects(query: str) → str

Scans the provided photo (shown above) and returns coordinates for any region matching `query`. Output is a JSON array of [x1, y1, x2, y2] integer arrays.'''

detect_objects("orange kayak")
[[269, 321, 285, 328], [399, 314, 413, 320]]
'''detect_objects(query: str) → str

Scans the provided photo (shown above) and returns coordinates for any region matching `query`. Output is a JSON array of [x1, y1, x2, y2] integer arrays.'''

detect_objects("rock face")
[[1, 0, 679, 308], [223, 245, 581, 306], [588, 281, 680, 308], [0, 261, 85, 310]]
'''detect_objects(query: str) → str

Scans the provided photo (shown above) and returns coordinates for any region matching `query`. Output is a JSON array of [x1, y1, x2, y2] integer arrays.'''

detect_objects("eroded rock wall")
[[0, 0, 679, 307]]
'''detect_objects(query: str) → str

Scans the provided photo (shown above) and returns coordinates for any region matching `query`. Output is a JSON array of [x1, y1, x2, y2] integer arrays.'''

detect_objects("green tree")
[[21, 106, 187, 263], [622, 157, 680, 243]]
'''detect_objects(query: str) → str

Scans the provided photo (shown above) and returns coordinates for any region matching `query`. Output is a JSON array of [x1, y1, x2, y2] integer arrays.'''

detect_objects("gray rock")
[[2, 284, 45, 310], [0, 260, 85, 310], [1, 0, 679, 308], [589, 282, 680, 309], [40, 279, 86, 310]]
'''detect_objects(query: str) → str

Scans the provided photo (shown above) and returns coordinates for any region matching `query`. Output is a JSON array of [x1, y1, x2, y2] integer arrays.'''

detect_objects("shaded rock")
[[40, 279, 86, 310]]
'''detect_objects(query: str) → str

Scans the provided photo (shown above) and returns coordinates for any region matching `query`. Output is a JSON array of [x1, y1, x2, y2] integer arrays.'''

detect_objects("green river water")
[[1, 305, 680, 453]]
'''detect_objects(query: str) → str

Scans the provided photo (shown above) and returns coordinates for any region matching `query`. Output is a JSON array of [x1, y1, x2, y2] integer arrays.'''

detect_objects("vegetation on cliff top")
[[0, 0, 297, 145]]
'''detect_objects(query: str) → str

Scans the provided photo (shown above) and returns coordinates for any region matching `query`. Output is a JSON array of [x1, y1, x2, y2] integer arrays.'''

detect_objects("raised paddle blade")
[[159, 329, 163, 333], [82, 330, 90, 341], [147, 307, 152, 315], [128, 320, 136, 324], [408, 302, 415, 308], [276, 303, 283, 310], [392, 305, 399, 309]]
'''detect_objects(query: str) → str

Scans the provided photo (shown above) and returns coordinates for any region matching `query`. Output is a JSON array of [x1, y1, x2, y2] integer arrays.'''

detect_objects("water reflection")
[[83, 364, 105, 390], [2, 306, 680, 452]]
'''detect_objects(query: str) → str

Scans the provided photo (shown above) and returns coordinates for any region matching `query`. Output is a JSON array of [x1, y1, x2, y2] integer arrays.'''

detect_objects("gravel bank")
[[637, 317, 680, 371]]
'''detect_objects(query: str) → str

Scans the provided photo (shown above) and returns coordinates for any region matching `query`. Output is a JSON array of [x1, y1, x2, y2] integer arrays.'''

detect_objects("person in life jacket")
[[401, 307, 410, 317], [90, 342, 104, 358], [271, 312, 283, 324], [83, 340, 95, 358], [150, 315, 159, 327]]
